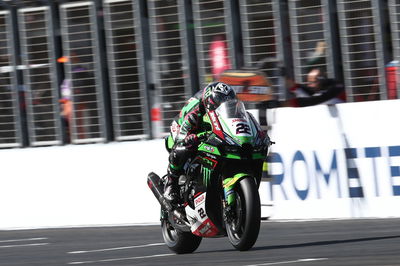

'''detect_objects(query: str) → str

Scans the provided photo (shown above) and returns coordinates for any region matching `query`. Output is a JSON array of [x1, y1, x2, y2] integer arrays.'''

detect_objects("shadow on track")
[[252, 235, 400, 251], [191, 235, 400, 254], [194, 235, 400, 254]]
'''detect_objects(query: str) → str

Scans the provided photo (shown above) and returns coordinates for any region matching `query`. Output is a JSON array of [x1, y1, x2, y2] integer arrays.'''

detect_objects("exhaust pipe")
[[147, 172, 173, 211], [147, 172, 191, 227]]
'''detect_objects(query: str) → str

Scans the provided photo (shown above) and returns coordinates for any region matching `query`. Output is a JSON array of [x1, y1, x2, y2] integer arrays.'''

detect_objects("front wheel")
[[225, 176, 261, 251], [161, 220, 202, 254]]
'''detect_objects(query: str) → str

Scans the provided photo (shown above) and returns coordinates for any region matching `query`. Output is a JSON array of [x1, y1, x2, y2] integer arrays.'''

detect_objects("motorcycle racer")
[[164, 82, 237, 202], [148, 83, 271, 252]]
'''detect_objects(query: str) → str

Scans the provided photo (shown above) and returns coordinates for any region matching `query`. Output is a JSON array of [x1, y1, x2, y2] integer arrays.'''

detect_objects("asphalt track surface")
[[1, 218, 400, 266]]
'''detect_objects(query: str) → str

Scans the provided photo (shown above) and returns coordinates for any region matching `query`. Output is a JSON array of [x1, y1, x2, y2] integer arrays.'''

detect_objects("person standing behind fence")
[[288, 68, 346, 106], [262, 68, 346, 108], [59, 52, 92, 141]]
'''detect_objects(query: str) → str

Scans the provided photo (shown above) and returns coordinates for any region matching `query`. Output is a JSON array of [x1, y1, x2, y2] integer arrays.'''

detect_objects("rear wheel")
[[161, 220, 202, 254], [225, 177, 261, 251]]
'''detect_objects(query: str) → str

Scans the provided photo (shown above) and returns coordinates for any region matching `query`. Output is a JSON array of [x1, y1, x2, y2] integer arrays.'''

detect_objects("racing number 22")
[[198, 208, 206, 219], [236, 123, 250, 135]]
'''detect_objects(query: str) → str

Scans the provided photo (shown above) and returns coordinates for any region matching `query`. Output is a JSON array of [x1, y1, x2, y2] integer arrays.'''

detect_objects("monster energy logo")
[[202, 166, 212, 186]]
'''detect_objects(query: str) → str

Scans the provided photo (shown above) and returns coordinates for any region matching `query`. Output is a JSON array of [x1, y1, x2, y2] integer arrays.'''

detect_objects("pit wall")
[[0, 100, 399, 229]]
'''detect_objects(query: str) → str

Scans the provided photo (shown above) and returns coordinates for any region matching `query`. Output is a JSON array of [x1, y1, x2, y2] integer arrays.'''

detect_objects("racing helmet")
[[202, 82, 236, 111]]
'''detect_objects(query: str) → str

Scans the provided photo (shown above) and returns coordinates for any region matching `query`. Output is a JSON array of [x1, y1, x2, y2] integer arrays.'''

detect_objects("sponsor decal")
[[198, 222, 211, 234], [194, 194, 205, 207], [266, 145, 400, 201], [209, 111, 221, 131], [209, 111, 225, 139], [232, 118, 246, 123], [203, 145, 215, 153], [192, 218, 219, 237]]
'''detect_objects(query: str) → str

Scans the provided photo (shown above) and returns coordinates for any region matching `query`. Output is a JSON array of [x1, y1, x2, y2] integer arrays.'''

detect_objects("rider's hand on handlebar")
[[196, 131, 211, 142], [184, 134, 199, 148]]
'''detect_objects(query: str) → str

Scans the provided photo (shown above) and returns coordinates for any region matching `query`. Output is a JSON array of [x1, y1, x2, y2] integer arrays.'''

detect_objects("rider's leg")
[[163, 165, 180, 202], [164, 144, 191, 202]]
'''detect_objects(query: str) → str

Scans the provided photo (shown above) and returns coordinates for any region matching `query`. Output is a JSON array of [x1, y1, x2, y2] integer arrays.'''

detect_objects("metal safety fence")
[[59, 1, 107, 143], [239, 0, 283, 97], [288, 0, 336, 82], [18, 6, 63, 146], [0, 10, 22, 148], [192, 0, 236, 88], [147, 0, 192, 135], [103, 0, 149, 140], [389, 0, 400, 99], [337, 0, 387, 102], [0, 0, 397, 149]]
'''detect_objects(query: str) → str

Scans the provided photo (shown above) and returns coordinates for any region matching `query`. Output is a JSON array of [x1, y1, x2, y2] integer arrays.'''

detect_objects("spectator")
[[59, 52, 93, 141], [262, 68, 346, 108], [306, 41, 327, 72], [59, 77, 73, 143]]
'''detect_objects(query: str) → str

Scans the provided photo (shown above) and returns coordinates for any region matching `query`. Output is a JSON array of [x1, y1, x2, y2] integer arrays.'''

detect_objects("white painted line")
[[0, 237, 48, 243], [68, 253, 174, 265], [245, 258, 328, 266], [0, 243, 49, 248], [68, 242, 165, 254]]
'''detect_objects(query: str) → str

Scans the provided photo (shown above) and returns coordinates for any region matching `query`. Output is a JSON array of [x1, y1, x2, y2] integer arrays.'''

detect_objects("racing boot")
[[163, 169, 179, 203]]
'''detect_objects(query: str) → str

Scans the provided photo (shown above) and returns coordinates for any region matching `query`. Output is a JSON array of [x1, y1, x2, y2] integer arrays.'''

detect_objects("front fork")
[[222, 173, 248, 223], [223, 173, 248, 205]]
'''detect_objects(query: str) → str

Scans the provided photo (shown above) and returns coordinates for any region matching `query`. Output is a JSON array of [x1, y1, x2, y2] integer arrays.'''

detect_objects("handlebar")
[[197, 131, 212, 142]]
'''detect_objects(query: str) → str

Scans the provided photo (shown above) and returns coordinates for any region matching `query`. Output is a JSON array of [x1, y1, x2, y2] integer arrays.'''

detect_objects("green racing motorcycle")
[[147, 99, 272, 253]]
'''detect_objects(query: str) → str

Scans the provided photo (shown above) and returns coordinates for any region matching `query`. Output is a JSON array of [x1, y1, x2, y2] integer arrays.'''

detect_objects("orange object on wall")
[[218, 69, 274, 102]]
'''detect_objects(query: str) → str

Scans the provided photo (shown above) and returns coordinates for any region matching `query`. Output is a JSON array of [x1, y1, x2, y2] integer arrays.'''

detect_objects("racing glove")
[[184, 134, 199, 148]]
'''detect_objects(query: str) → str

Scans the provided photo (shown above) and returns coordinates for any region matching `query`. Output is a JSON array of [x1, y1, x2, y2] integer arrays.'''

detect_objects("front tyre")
[[226, 177, 261, 251], [161, 220, 202, 254]]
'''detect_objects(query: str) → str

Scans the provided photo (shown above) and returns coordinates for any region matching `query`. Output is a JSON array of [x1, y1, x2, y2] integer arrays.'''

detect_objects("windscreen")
[[214, 99, 254, 142], [215, 99, 247, 119]]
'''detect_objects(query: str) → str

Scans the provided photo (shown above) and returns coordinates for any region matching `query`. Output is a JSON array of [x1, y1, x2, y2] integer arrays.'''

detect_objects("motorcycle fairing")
[[182, 154, 222, 237], [208, 110, 225, 140], [185, 192, 219, 237]]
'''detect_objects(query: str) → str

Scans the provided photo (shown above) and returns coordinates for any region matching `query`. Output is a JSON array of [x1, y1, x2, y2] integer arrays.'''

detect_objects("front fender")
[[223, 173, 253, 205]]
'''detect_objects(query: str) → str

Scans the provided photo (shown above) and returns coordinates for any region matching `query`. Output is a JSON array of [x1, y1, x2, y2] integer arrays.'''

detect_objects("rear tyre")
[[226, 177, 261, 251], [161, 220, 202, 254]]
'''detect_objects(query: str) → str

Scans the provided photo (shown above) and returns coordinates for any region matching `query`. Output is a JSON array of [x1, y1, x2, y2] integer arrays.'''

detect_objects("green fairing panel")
[[167, 135, 175, 150], [226, 153, 241, 159], [235, 136, 254, 145]]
